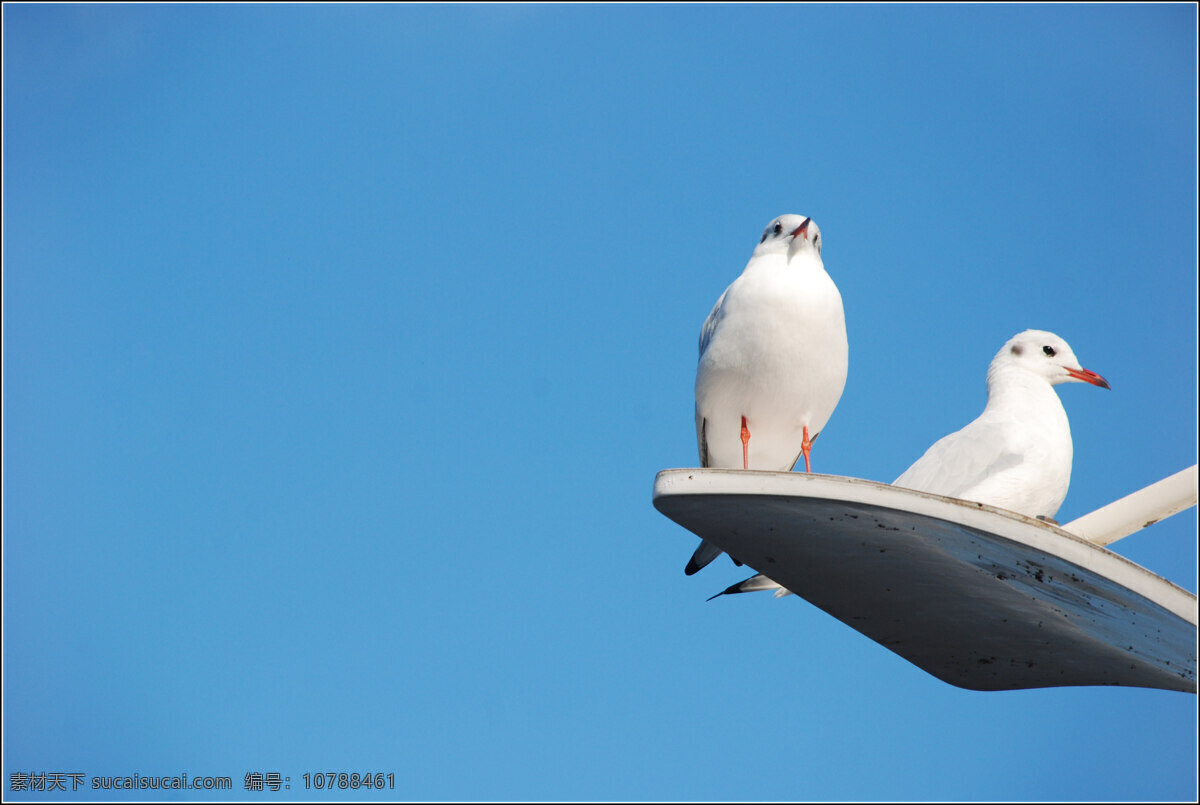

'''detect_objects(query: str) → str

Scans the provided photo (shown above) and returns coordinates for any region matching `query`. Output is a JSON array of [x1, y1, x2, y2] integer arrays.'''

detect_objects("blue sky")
[[3, 3, 1196, 801]]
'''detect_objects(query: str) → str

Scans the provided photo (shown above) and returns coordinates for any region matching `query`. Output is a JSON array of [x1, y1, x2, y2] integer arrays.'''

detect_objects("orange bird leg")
[[740, 416, 751, 470], [800, 425, 813, 473]]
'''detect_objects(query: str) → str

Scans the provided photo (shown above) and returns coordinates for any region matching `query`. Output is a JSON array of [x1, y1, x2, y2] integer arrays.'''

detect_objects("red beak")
[[1065, 366, 1110, 389], [789, 218, 811, 241]]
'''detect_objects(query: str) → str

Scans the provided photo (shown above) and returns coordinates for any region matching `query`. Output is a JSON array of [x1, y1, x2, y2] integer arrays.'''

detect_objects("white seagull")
[[687, 214, 848, 576], [892, 329, 1110, 515], [712, 329, 1109, 599]]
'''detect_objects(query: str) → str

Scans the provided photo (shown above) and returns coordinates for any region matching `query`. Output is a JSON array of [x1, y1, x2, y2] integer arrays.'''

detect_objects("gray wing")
[[893, 420, 1023, 499], [695, 288, 728, 465], [697, 287, 729, 358], [687, 290, 730, 575]]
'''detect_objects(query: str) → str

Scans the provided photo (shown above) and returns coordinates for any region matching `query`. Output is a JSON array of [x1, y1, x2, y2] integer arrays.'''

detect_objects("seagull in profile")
[[893, 329, 1109, 516], [711, 329, 1109, 599], [687, 214, 848, 576]]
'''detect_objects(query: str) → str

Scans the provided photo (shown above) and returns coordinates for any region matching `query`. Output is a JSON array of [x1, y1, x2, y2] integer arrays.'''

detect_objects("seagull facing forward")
[[711, 329, 1109, 599], [687, 214, 849, 576]]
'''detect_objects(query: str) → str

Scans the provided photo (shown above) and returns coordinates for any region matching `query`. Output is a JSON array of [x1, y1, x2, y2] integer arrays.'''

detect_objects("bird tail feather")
[[706, 573, 792, 601], [684, 539, 723, 575]]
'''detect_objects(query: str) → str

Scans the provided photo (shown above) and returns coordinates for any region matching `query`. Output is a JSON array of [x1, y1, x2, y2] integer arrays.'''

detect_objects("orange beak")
[[789, 218, 811, 241], [1066, 366, 1110, 389]]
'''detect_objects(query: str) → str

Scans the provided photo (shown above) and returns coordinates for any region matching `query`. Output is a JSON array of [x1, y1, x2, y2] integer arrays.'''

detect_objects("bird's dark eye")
[[773, 223, 783, 236], [1043, 345, 1056, 357]]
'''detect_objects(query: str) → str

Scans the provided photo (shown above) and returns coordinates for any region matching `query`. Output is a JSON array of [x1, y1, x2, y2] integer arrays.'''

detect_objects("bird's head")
[[992, 330, 1110, 389], [753, 214, 822, 262]]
